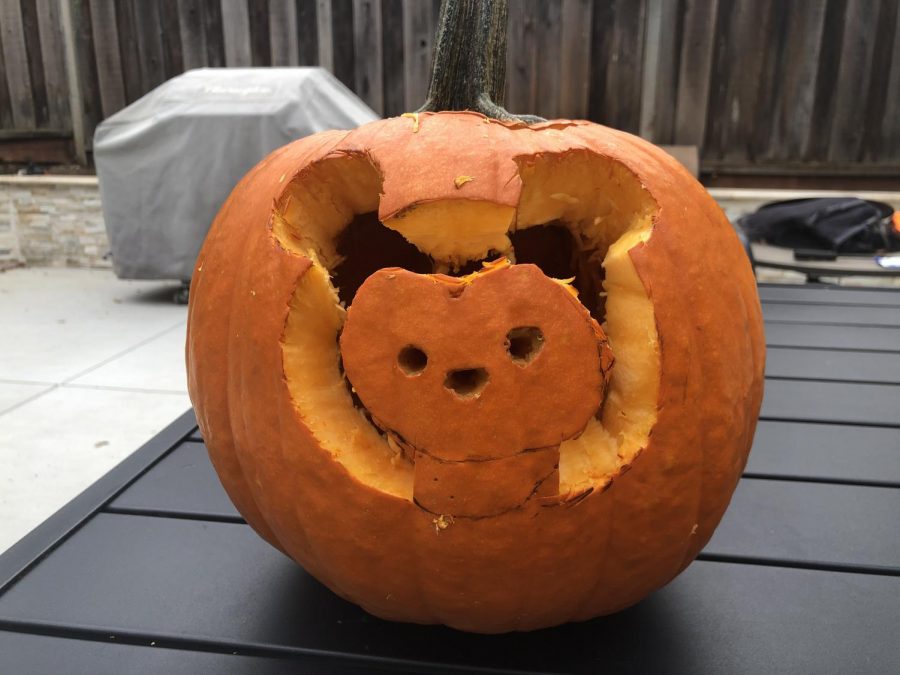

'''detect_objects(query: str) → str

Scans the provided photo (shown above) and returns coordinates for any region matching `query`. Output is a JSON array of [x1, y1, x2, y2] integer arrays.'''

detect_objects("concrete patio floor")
[[0, 267, 190, 554]]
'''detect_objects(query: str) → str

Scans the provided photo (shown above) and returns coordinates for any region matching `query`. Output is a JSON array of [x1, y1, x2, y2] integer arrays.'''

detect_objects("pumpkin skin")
[[186, 112, 765, 633], [340, 261, 616, 519]]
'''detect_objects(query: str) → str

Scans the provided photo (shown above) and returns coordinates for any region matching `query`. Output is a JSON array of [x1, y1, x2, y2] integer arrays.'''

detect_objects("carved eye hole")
[[506, 327, 544, 366], [398, 346, 428, 376]]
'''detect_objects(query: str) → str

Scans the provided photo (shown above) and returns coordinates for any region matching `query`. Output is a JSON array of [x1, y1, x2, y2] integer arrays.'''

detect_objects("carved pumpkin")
[[186, 0, 764, 634]]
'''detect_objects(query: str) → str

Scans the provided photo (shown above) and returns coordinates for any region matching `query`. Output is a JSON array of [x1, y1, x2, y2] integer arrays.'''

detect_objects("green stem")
[[416, 0, 544, 123]]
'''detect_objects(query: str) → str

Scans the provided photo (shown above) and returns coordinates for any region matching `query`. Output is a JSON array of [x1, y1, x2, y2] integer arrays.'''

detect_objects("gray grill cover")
[[94, 68, 378, 280]]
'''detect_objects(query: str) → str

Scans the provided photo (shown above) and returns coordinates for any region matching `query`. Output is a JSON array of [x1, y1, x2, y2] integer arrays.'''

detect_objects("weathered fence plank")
[[133, 1, 167, 90], [589, 0, 646, 133], [674, 0, 717, 147], [533, 0, 562, 120], [268, 0, 298, 66], [0, 0, 896, 171], [506, 0, 537, 114], [806, 0, 848, 162], [381, 0, 404, 116], [559, 0, 592, 120], [402, 0, 436, 111], [748, 0, 789, 163], [247, 0, 271, 66], [160, 0, 186, 76], [36, 0, 72, 130], [0, 0, 37, 128], [639, 0, 679, 141], [89, 0, 126, 118], [296, 0, 319, 65], [862, 0, 898, 163], [827, 0, 880, 163], [221, 0, 252, 67], [764, 1, 826, 163], [0, 23, 14, 130], [705, 0, 776, 163], [114, 0, 143, 103], [20, 0, 49, 127], [878, 1, 900, 161], [67, 0, 103, 151], [316, 0, 334, 71], [331, 0, 355, 88], [352, 0, 383, 114], [178, 0, 208, 70], [60, 0, 86, 160], [202, 0, 227, 67]]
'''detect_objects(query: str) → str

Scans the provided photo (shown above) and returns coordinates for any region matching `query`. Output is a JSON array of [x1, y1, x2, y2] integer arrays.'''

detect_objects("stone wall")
[[1, 176, 898, 278], [0, 176, 110, 269]]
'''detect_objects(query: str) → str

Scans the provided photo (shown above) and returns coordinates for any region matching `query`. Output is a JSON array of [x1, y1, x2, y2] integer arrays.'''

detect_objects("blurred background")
[[0, 0, 898, 183]]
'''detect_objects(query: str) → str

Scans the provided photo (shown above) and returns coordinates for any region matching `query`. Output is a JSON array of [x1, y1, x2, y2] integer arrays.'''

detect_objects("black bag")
[[739, 198, 898, 255]]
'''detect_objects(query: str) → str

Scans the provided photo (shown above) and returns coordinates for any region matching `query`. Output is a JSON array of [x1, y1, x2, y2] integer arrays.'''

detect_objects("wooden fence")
[[1, 0, 898, 173]]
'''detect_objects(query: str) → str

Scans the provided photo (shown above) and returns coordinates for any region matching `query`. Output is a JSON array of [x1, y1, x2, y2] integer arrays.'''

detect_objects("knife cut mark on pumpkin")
[[274, 147, 660, 505]]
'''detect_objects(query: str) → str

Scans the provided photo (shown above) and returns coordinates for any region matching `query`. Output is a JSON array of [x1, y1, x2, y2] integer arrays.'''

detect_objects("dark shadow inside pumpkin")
[[332, 211, 605, 324], [397, 345, 428, 375], [331, 212, 432, 307], [444, 367, 490, 398], [332, 213, 609, 461], [506, 326, 544, 365], [509, 226, 606, 322]]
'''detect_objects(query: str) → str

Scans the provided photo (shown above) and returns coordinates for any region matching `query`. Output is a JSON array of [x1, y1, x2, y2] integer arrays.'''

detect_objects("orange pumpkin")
[[186, 111, 765, 632]]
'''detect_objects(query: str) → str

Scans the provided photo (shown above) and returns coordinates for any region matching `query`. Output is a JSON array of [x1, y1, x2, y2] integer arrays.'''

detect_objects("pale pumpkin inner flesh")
[[276, 151, 659, 500]]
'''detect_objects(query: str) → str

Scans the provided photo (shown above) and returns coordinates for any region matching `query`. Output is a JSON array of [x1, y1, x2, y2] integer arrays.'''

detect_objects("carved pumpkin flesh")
[[186, 113, 765, 633]]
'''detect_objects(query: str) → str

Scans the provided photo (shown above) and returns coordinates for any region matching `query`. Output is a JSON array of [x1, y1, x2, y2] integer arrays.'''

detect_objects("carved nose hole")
[[444, 368, 489, 398], [506, 327, 544, 366], [398, 346, 428, 376]]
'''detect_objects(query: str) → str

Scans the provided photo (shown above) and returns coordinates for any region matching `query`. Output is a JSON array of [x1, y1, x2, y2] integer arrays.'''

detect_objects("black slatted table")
[[1, 283, 898, 674]]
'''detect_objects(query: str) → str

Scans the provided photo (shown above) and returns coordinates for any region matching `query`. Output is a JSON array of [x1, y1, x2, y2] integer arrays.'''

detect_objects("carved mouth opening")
[[444, 367, 490, 398]]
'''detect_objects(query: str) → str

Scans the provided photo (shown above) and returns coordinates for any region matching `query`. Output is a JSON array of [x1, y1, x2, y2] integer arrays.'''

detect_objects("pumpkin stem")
[[417, 0, 544, 123]]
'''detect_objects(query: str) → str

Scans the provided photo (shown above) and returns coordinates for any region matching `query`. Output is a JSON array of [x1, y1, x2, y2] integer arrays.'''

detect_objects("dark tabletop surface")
[[1, 283, 898, 674]]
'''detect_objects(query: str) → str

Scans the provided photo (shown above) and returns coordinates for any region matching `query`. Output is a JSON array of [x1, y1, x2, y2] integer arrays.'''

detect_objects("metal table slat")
[[746, 420, 900, 486], [765, 346, 900, 383], [764, 321, 900, 352], [110, 420, 900, 524], [761, 301, 900, 327], [108, 441, 240, 521], [0, 410, 198, 593], [760, 379, 900, 427], [108, 445, 900, 575], [0, 514, 897, 674], [0, 631, 337, 675], [757, 284, 900, 307], [704, 479, 900, 573], [2, 282, 899, 673]]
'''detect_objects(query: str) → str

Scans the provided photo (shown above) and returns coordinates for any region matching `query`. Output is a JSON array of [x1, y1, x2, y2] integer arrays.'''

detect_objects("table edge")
[[0, 409, 197, 593]]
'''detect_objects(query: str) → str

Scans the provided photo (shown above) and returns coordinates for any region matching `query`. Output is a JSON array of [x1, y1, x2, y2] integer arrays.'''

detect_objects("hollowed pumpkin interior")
[[275, 150, 659, 499]]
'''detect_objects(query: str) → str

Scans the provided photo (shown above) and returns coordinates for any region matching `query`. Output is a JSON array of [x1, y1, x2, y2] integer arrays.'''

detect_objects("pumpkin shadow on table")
[[257, 562, 697, 673]]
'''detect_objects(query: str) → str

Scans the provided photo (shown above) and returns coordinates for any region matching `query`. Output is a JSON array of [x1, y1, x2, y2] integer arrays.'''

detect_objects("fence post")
[[59, 0, 87, 164]]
